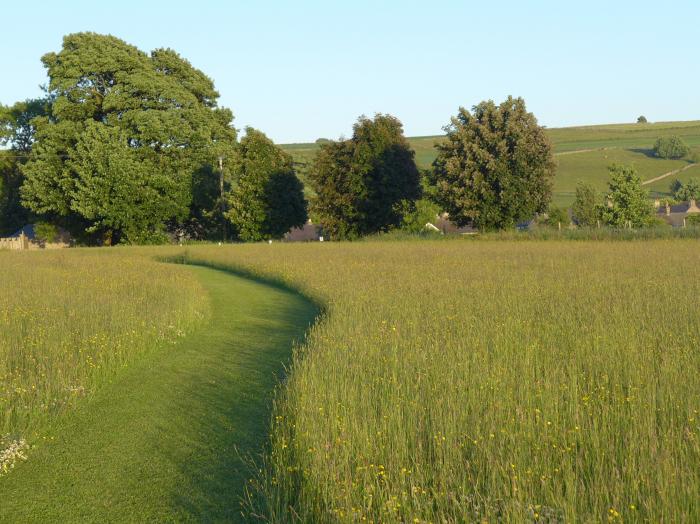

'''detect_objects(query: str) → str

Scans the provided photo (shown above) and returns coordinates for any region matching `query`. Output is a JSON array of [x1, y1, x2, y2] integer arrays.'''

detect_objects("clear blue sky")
[[2, 0, 698, 143]]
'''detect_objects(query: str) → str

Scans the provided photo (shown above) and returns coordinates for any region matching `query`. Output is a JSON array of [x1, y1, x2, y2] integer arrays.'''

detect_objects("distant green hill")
[[282, 120, 700, 206]]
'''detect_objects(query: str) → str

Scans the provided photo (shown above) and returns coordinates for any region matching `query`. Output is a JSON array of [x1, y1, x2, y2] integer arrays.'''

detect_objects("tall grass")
[[0, 249, 208, 444], [184, 241, 700, 522]]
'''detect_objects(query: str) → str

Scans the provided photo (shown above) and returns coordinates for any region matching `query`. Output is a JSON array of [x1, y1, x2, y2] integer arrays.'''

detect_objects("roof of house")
[[657, 201, 699, 227], [284, 221, 323, 242], [426, 215, 477, 234], [12, 224, 38, 239]]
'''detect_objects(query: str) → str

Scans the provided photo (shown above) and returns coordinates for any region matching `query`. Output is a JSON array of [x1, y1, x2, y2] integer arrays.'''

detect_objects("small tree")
[[572, 181, 599, 227], [33, 222, 59, 243], [600, 164, 654, 227], [637, 116, 648, 124], [672, 177, 700, 202], [309, 114, 421, 239], [653, 136, 690, 159], [429, 97, 555, 230], [226, 128, 307, 241]]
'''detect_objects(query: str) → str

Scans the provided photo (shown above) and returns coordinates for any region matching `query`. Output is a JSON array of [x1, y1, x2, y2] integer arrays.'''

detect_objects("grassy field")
[[178, 241, 700, 522], [283, 120, 700, 207], [0, 250, 207, 447], [4, 240, 700, 521], [1, 265, 316, 522]]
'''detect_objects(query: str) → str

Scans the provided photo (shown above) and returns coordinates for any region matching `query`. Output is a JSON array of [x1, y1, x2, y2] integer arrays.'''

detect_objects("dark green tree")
[[653, 135, 690, 159], [429, 97, 555, 230], [672, 177, 700, 201], [309, 114, 421, 239], [572, 180, 599, 227], [20, 33, 236, 244], [226, 128, 307, 241], [637, 115, 648, 124], [600, 164, 654, 227], [0, 98, 50, 235]]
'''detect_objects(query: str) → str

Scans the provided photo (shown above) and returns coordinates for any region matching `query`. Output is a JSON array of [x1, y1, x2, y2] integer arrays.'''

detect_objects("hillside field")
[[283, 120, 700, 206]]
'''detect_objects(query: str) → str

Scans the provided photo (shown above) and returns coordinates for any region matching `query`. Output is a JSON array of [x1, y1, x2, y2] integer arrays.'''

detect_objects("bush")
[[540, 206, 569, 228], [637, 115, 648, 124], [572, 181, 599, 227], [654, 136, 690, 159], [687, 214, 700, 226], [33, 222, 59, 243], [400, 198, 441, 233]]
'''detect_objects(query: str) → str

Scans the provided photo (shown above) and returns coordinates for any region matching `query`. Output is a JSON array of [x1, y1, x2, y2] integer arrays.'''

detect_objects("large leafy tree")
[[20, 32, 236, 244], [226, 128, 307, 241], [0, 98, 50, 235], [600, 164, 654, 227], [429, 97, 555, 230], [309, 114, 420, 239]]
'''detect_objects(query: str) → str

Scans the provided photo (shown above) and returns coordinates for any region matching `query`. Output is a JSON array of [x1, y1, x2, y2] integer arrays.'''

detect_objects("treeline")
[[3, 32, 675, 245], [0, 33, 306, 244]]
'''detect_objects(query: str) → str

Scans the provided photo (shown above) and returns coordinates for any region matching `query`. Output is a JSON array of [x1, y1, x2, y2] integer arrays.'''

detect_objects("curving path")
[[0, 265, 317, 522]]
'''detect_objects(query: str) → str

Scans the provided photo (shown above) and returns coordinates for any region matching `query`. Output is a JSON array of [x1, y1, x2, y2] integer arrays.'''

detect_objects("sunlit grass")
[[182, 240, 700, 522], [0, 249, 208, 443]]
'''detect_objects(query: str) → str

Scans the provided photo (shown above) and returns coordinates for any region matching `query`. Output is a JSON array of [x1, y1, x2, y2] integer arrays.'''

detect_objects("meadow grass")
[[1, 266, 317, 522], [181, 241, 700, 522], [0, 249, 207, 454]]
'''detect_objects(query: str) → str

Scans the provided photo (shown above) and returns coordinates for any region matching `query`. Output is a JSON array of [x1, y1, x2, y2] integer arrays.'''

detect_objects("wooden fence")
[[0, 232, 29, 251]]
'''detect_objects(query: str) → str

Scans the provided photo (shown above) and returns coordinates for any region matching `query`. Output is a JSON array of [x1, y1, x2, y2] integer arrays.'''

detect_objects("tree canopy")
[[600, 164, 654, 227], [429, 97, 555, 230], [309, 114, 421, 239], [672, 177, 700, 202], [226, 128, 307, 241], [0, 98, 50, 235], [20, 32, 236, 244]]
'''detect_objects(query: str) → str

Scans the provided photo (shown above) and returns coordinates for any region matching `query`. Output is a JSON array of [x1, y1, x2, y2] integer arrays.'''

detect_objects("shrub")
[[572, 181, 599, 227], [540, 206, 569, 228], [654, 135, 690, 159], [33, 222, 59, 243], [687, 214, 700, 226]]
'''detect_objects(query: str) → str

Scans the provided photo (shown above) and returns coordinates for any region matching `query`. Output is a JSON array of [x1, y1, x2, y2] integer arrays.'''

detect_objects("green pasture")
[[283, 120, 700, 206]]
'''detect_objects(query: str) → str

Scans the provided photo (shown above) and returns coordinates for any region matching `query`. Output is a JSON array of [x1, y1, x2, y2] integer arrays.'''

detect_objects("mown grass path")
[[0, 265, 317, 522]]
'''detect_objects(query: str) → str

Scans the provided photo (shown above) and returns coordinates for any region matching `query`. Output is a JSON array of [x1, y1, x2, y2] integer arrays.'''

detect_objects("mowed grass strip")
[[183, 241, 700, 522], [0, 265, 317, 522]]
